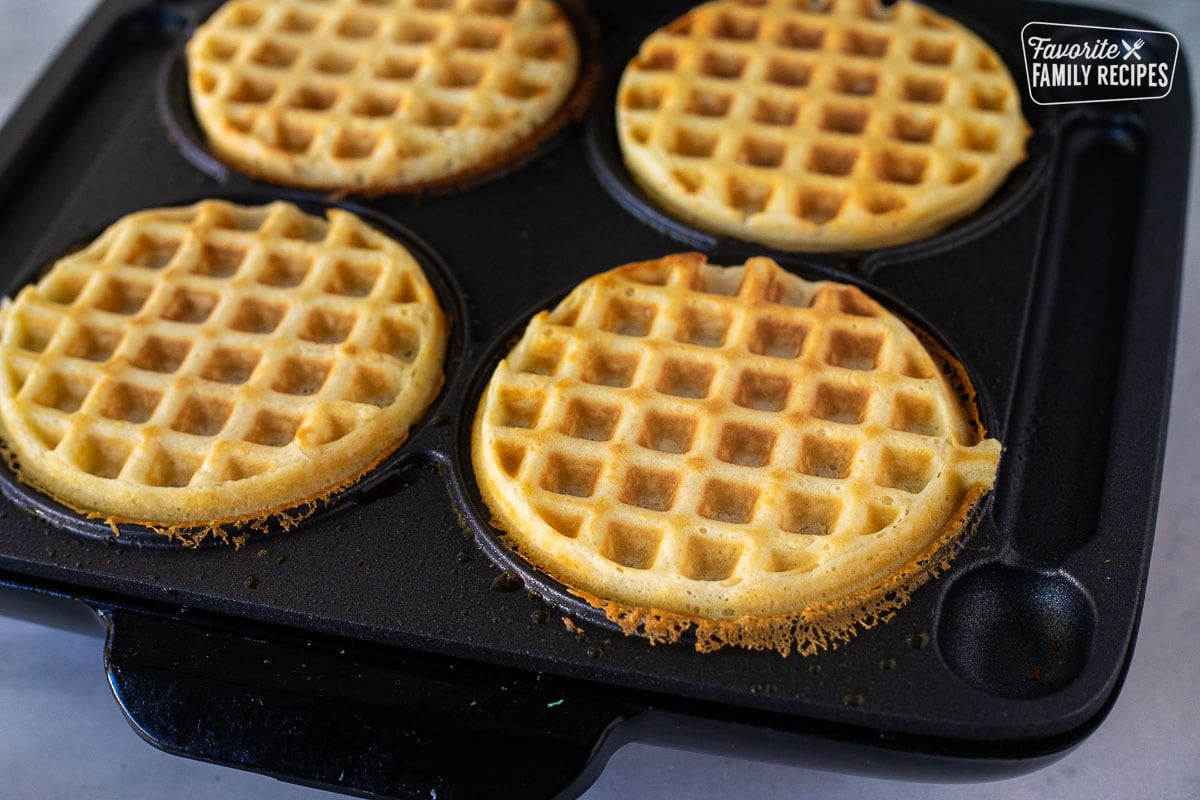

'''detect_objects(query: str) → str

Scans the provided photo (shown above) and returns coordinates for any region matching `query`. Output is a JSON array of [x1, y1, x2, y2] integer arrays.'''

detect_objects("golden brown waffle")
[[187, 0, 580, 192], [472, 253, 1000, 655], [0, 200, 446, 539], [616, 0, 1030, 251]]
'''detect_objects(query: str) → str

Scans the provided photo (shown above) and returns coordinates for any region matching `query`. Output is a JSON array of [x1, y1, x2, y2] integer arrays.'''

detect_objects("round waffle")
[[472, 253, 1000, 654], [187, 0, 581, 192], [615, 0, 1030, 251], [0, 200, 446, 537]]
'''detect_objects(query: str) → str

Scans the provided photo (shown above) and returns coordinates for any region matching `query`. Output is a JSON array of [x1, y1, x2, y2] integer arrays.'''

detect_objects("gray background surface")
[[1, 1, 1197, 798]]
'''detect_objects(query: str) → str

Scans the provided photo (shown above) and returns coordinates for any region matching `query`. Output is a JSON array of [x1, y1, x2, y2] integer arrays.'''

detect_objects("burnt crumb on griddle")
[[491, 570, 524, 592]]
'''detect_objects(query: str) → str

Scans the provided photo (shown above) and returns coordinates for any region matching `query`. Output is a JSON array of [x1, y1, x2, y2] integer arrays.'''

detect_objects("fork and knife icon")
[[1122, 38, 1146, 60]]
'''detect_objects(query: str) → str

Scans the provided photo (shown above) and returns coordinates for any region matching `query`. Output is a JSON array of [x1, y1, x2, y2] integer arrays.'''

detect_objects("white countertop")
[[1, 1, 1197, 798]]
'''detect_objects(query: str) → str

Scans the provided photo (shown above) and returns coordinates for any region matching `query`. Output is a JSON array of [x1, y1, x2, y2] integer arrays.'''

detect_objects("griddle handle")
[[102, 609, 628, 799]]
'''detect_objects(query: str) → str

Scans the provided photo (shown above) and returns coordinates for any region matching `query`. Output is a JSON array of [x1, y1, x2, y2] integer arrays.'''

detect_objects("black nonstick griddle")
[[0, 1, 1190, 798]]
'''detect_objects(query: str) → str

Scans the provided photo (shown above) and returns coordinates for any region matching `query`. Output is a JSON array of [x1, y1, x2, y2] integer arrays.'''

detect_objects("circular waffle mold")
[[158, 0, 600, 195], [0, 195, 466, 547], [937, 563, 1095, 698], [451, 257, 1002, 651], [586, 2, 1051, 258]]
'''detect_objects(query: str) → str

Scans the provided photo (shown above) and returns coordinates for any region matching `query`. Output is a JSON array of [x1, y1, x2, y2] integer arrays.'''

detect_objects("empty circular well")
[[937, 563, 1095, 699]]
